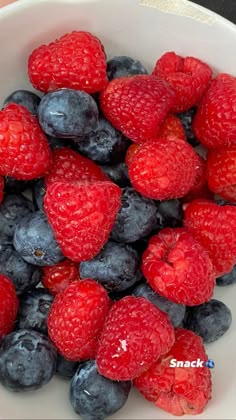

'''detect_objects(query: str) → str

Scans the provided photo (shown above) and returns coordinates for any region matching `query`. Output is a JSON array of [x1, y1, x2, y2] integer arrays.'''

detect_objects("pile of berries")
[[0, 30, 235, 419]]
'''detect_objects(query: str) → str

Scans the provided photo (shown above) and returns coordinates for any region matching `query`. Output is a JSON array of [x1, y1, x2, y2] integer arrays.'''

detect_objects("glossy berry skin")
[[184, 199, 236, 276], [101, 162, 130, 187], [193, 73, 236, 148], [206, 146, 236, 201], [42, 259, 79, 296], [0, 194, 34, 240], [96, 296, 175, 381], [132, 283, 185, 327], [142, 228, 215, 306], [47, 279, 111, 361], [153, 52, 212, 112], [155, 199, 183, 230], [110, 187, 157, 243], [28, 31, 107, 93], [100, 75, 176, 143], [44, 181, 121, 262], [38, 89, 98, 138], [107, 56, 148, 80], [158, 114, 186, 141], [56, 354, 79, 379], [70, 360, 131, 420], [80, 241, 141, 293], [13, 211, 64, 266], [177, 107, 200, 147], [0, 274, 19, 338], [0, 329, 57, 392], [128, 136, 198, 200], [0, 104, 52, 180], [184, 299, 232, 343], [183, 155, 213, 203], [73, 116, 129, 164], [3, 89, 41, 116], [17, 288, 54, 335], [134, 329, 212, 416], [216, 265, 236, 286]]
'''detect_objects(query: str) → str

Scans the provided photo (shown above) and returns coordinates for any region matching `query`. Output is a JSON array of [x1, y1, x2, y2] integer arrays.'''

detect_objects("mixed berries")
[[0, 28, 235, 420]]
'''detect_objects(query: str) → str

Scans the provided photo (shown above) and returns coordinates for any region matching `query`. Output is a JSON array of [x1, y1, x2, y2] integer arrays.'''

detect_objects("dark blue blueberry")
[[111, 187, 157, 243], [177, 107, 200, 147], [17, 288, 54, 334], [0, 329, 57, 392], [32, 179, 45, 210], [107, 56, 148, 80], [3, 90, 41, 115], [4, 177, 34, 194], [56, 354, 79, 379], [215, 199, 236, 207], [0, 244, 41, 294], [156, 199, 183, 230], [216, 265, 236, 286], [183, 299, 232, 343], [38, 89, 98, 138], [132, 283, 186, 327], [73, 117, 129, 164], [13, 211, 64, 266], [80, 241, 141, 293], [70, 360, 131, 420], [101, 162, 130, 187], [47, 135, 75, 150], [0, 194, 34, 240]]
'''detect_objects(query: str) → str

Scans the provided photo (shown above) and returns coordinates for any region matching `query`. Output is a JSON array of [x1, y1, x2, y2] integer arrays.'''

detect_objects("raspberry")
[[193, 74, 236, 148], [183, 154, 213, 202], [134, 329, 212, 416], [45, 148, 108, 187], [184, 199, 236, 276], [44, 181, 121, 262], [0, 177, 4, 204], [0, 274, 19, 338], [158, 114, 186, 141], [142, 228, 215, 306], [47, 279, 111, 361], [127, 136, 198, 200], [96, 296, 175, 381], [125, 143, 141, 166], [42, 259, 79, 296], [100, 75, 176, 143], [153, 52, 212, 112], [206, 146, 236, 202], [0, 104, 52, 180], [28, 31, 107, 93]]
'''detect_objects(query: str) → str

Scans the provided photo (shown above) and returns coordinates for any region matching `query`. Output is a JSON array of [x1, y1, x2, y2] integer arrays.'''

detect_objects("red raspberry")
[[183, 154, 213, 202], [44, 181, 121, 262], [127, 136, 198, 200], [184, 199, 236, 276], [0, 104, 52, 180], [125, 143, 141, 167], [96, 296, 175, 381], [0, 176, 4, 203], [193, 74, 236, 148], [152, 52, 212, 112], [158, 114, 186, 141], [28, 31, 107, 93], [100, 75, 176, 143], [42, 259, 79, 296], [45, 148, 108, 187], [47, 279, 111, 361], [206, 146, 236, 202], [142, 228, 215, 306], [0, 274, 19, 338], [134, 329, 212, 416]]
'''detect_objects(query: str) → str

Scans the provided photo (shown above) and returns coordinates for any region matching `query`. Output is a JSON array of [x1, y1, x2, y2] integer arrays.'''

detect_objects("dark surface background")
[[192, 0, 236, 23]]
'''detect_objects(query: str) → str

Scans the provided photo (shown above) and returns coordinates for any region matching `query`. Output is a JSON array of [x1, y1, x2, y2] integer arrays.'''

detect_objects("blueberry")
[[0, 244, 41, 294], [38, 89, 98, 138], [132, 283, 186, 327], [73, 117, 129, 164], [111, 188, 157, 243], [80, 241, 141, 293], [32, 179, 45, 210], [0, 194, 34, 240], [177, 107, 200, 147], [17, 288, 54, 334], [215, 199, 236, 206], [0, 329, 57, 392], [156, 199, 183, 230], [107, 56, 148, 80], [56, 355, 79, 379], [216, 265, 236, 286], [184, 299, 232, 343], [13, 211, 64, 266], [70, 360, 131, 420], [101, 162, 130, 187], [3, 89, 41, 115], [4, 177, 34, 194], [47, 135, 75, 150]]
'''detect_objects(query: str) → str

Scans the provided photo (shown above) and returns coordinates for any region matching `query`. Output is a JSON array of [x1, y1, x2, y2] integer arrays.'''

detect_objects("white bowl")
[[0, 0, 236, 419]]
